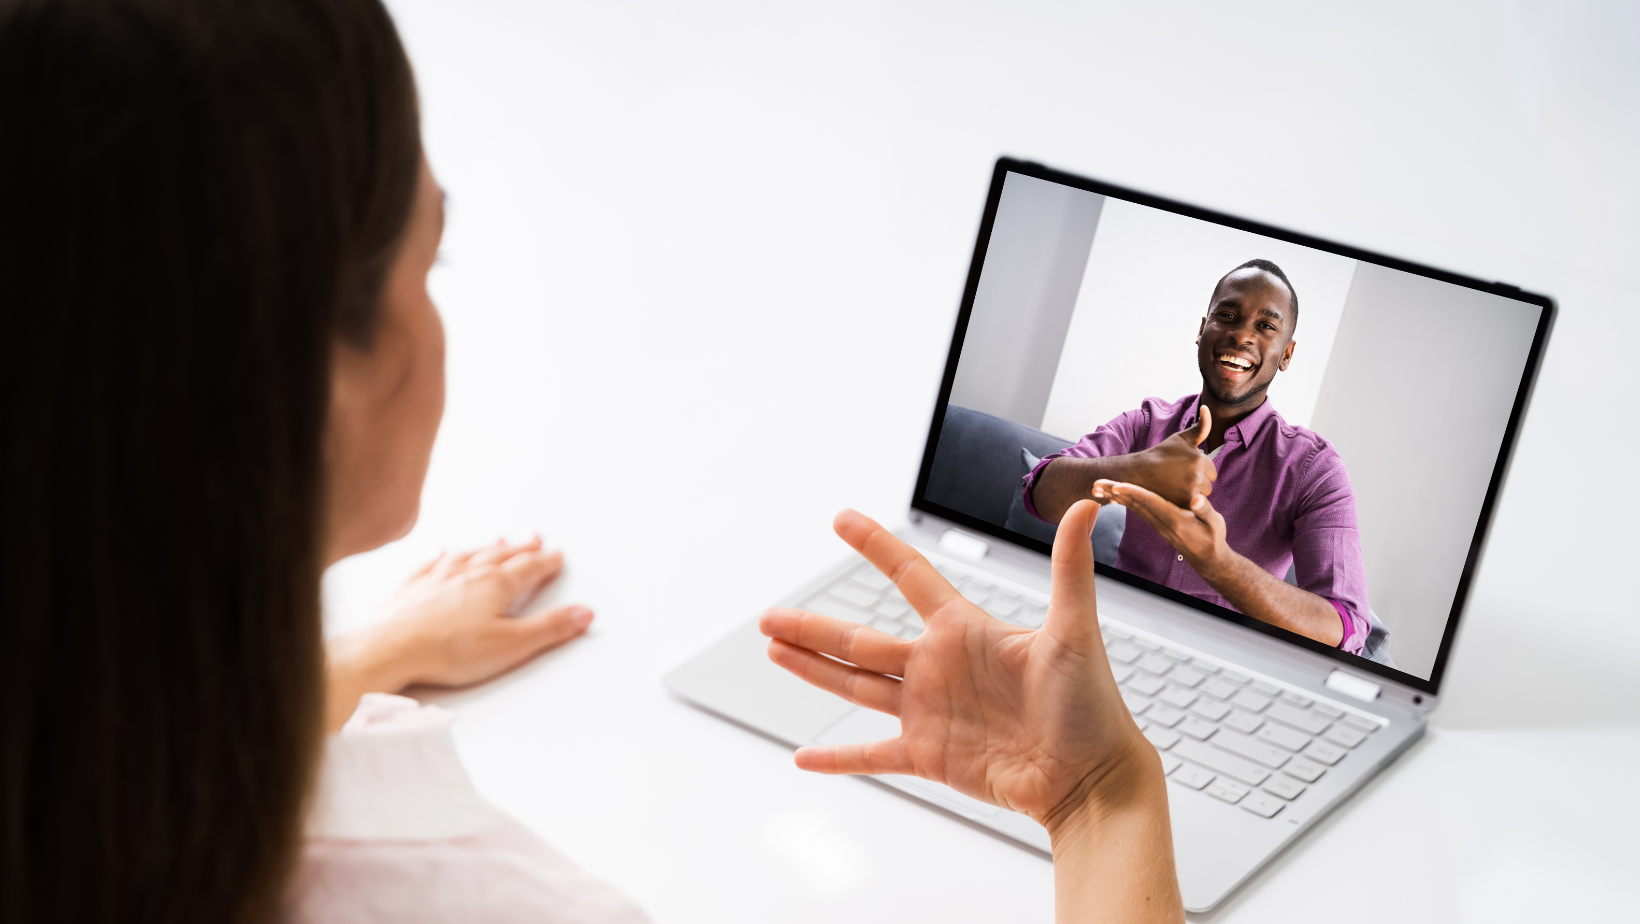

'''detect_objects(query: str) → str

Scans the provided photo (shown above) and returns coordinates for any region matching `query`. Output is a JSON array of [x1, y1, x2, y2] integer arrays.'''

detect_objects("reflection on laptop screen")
[[916, 162, 1549, 691]]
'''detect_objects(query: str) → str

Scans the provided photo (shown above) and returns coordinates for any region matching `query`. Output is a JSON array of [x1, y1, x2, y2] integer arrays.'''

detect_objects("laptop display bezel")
[[909, 157, 1554, 697]]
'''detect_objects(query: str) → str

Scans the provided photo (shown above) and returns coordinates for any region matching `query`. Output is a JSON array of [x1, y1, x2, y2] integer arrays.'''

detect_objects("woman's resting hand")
[[325, 536, 592, 731], [760, 501, 1183, 923]]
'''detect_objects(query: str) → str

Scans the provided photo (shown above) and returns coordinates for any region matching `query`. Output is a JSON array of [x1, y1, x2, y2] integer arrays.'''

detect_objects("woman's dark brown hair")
[[0, 0, 421, 920]]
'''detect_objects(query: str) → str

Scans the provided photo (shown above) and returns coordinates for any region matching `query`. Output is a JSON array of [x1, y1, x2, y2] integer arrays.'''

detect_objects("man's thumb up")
[[1184, 405, 1213, 448]]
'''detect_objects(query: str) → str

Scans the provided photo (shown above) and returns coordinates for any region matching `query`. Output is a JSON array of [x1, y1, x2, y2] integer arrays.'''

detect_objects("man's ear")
[[1278, 339, 1296, 372], [1196, 316, 1206, 343]]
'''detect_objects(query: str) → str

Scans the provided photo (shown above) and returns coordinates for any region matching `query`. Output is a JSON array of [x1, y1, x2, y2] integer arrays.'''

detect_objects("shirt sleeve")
[[1021, 408, 1149, 522], [1290, 446, 1372, 656]]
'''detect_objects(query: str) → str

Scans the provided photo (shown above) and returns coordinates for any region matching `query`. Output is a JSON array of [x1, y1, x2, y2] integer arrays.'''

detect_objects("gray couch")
[[925, 405, 1395, 667]]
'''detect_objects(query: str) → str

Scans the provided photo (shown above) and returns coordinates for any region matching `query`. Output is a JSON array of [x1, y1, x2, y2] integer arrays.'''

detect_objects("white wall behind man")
[[1040, 198, 1356, 440], [946, 173, 1103, 428], [1309, 265, 1542, 680]]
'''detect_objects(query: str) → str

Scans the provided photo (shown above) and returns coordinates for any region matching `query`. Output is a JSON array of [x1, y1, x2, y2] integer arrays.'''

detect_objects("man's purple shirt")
[[1022, 393, 1371, 654]]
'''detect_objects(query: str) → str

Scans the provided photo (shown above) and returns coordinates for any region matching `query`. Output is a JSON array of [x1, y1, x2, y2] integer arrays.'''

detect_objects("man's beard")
[[1201, 374, 1269, 407]]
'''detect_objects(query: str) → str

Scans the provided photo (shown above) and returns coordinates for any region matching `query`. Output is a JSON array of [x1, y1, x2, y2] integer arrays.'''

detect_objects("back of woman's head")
[[0, 1, 420, 920]]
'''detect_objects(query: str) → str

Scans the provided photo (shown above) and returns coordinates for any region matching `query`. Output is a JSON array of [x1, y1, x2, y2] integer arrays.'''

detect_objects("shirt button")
[[1177, 554, 1184, 561]]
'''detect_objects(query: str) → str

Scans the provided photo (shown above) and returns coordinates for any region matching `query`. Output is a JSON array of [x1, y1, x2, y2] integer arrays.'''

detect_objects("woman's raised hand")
[[325, 536, 592, 730], [760, 501, 1183, 923]]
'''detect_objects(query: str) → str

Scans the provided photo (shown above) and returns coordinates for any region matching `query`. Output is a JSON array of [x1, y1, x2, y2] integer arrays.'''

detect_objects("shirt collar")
[[1184, 393, 1279, 447]]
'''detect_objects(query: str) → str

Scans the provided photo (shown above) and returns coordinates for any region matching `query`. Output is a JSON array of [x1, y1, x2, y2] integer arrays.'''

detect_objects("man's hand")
[[1094, 406, 1216, 509], [760, 504, 1183, 923], [1097, 482, 1345, 647], [1094, 479, 1229, 578], [325, 536, 593, 730]]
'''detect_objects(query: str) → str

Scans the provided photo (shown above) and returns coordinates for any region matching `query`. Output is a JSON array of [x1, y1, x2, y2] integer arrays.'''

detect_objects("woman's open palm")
[[760, 500, 1151, 831]]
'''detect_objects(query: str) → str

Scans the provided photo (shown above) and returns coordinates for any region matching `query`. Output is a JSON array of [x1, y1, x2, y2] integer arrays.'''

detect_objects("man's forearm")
[[1032, 456, 1148, 523], [1196, 551, 1343, 647]]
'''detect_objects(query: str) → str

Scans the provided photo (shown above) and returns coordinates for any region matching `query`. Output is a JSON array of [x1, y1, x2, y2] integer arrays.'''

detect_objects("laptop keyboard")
[[798, 554, 1385, 821]]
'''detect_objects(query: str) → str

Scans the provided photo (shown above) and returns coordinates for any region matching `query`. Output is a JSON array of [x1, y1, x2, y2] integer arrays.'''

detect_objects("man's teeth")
[[1218, 354, 1252, 370]]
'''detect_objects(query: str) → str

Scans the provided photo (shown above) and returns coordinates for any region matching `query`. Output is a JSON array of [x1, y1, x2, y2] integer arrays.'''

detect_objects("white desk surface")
[[328, 3, 1640, 920]]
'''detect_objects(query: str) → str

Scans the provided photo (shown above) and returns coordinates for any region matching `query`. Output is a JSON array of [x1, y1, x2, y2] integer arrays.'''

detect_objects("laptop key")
[[1158, 687, 1198, 709], [1222, 710, 1264, 734], [1138, 653, 1175, 675], [1191, 658, 1221, 674], [1302, 740, 1347, 766], [1207, 729, 1292, 770], [1164, 647, 1194, 662], [1111, 664, 1136, 684], [851, 568, 894, 590], [1263, 774, 1307, 801], [1160, 752, 1183, 775], [1176, 716, 1217, 740], [1125, 673, 1166, 696], [1279, 691, 1312, 707], [1146, 705, 1187, 728], [1168, 666, 1206, 688], [1283, 756, 1326, 783], [1312, 702, 1343, 719], [1169, 763, 1215, 790], [1231, 690, 1272, 713], [1107, 625, 1134, 640], [1171, 738, 1270, 786], [1206, 778, 1250, 804], [1189, 698, 1232, 722], [1133, 637, 1162, 651], [1222, 670, 1251, 685], [1250, 680, 1281, 696], [1341, 712, 1380, 733], [1264, 702, 1331, 735], [1254, 723, 1312, 752], [1121, 691, 1152, 715], [1200, 678, 1240, 700], [1144, 727, 1181, 750], [872, 600, 910, 620], [1240, 791, 1285, 818], [1322, 725, 1367, 749]]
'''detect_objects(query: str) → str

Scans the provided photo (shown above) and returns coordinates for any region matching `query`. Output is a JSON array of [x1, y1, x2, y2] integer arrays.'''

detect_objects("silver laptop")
[[665, 158, 1552, 912]]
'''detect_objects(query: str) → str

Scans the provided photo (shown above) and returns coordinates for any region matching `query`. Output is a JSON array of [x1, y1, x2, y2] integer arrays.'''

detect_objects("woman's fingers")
[[512, 603, 594, 651], [794, 738, 913, 776], [1043, 499, 1102, 650], [468, 534, 542, 569], [832, 509, 963, 621], [759, 607, 910, 677], [765, 638, 905, 715], [498, 547, 564, 597]]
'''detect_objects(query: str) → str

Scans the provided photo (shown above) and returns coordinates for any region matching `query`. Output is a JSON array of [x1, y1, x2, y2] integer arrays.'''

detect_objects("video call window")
[[920, 170, 1546, 684]]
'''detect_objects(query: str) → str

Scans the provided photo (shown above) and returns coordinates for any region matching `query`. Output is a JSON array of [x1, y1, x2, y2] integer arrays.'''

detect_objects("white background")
[[1041, 197, 1357, 438], [325, 2, 1640, 921]]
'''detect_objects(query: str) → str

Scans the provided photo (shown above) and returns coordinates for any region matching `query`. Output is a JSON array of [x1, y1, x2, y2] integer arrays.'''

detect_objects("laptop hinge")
[[1325, 670, 1382, 702], [937, 529, 990, 562]]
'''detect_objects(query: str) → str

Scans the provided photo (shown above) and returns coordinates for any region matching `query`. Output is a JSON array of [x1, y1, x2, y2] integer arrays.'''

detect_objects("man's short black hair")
[[1212, 259, 1299, 334]]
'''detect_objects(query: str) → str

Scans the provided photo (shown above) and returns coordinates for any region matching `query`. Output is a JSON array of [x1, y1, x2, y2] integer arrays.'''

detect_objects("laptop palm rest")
[[664, 619, 853, 747]]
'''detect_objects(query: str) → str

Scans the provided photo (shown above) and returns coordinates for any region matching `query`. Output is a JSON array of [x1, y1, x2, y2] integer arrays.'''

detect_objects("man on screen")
[[1023, 259, 1371, 653]]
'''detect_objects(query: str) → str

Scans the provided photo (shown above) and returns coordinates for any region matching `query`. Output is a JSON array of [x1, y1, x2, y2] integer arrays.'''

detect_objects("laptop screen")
[[912, 159, 1552, 695]]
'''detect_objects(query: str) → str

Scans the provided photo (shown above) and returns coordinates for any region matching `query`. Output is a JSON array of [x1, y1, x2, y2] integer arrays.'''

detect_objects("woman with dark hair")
[[0, 0, 1183, 921]]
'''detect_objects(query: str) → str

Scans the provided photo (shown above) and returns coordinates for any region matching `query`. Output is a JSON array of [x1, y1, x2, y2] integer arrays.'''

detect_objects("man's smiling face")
[[1195, 268, 1297, 406]]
